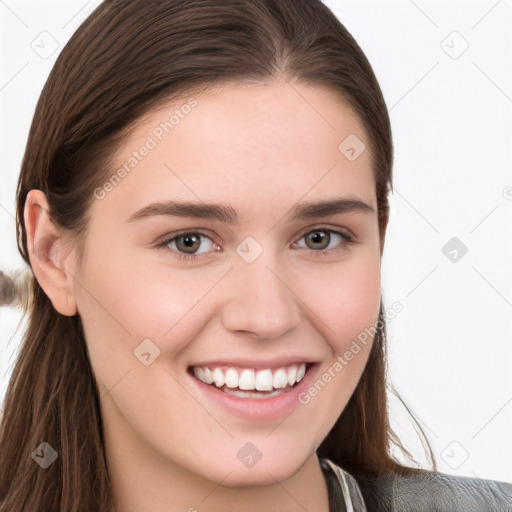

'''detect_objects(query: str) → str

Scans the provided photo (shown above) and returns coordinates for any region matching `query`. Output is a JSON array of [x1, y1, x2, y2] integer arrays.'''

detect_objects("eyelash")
[[156, 226, 355, 262]]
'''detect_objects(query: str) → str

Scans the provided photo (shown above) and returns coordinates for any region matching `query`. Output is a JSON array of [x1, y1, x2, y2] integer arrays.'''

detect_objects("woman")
[[0, 1, 511, 510]]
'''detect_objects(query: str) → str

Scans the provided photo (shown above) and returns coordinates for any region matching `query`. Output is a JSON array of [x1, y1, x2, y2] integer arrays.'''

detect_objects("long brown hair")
[[0, 1, 436, 510]]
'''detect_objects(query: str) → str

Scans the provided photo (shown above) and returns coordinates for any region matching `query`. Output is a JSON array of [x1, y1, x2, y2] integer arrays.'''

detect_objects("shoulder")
[[350, 468, 512, 512]]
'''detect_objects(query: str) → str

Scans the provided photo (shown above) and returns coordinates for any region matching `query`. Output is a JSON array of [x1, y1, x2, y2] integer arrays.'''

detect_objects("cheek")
[[298, 249, 382, 351], [73, 247, 229, 375], [335, 260, 381, 347], [294, 253, 381, 440]]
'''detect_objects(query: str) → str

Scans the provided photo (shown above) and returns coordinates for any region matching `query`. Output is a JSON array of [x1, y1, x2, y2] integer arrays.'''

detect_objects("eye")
[[293, 227, 353, 255], [156, 226, 354, 262], [157, 231, 219, 261]]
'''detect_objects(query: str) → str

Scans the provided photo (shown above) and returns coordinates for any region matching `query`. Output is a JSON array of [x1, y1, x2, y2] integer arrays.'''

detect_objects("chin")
[[202, 453, 310, 488]]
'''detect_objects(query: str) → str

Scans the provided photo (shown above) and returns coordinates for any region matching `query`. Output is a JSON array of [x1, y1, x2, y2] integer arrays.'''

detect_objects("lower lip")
[[188, 363, 319, 422]]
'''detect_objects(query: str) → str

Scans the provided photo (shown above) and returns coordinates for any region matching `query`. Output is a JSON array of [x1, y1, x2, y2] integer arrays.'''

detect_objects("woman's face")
[[70, 81, 382, 487]]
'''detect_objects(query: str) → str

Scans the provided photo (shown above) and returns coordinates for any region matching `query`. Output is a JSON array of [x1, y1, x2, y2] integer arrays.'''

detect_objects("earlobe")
[[24, 189, 77, 317]]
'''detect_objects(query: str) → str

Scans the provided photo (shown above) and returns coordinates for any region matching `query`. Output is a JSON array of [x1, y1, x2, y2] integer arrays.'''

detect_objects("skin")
[[25, 79, 384, 512]]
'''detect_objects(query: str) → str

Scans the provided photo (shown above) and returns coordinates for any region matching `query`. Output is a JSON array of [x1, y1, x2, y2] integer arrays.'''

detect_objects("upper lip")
[[188, 357, 318, 370]]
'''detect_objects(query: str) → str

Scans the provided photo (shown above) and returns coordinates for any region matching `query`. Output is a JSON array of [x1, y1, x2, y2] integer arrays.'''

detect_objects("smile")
[[187, 359, 318, 421], [189, 363, 312, 399]]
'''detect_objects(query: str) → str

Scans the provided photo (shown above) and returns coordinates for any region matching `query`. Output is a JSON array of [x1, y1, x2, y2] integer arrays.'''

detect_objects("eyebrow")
[[126, 197, 375, 224]]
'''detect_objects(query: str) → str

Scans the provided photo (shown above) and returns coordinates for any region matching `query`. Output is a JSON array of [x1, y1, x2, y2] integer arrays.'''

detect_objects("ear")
[[24, 189, 77, 316]]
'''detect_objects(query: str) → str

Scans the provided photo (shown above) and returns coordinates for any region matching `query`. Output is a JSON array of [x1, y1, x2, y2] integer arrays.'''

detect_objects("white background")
[[1, 0, 511, 483]]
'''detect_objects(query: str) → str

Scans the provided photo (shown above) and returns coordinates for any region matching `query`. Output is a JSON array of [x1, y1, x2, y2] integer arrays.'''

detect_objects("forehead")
[[94, 81, 376, 219]]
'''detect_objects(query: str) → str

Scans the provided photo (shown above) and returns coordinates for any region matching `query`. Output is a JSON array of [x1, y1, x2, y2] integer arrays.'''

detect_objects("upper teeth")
[[192, 363, 307, 391]]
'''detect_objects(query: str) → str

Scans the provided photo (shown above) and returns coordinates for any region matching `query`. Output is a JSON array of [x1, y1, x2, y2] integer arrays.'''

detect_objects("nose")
[[220, 255, 302, 340]]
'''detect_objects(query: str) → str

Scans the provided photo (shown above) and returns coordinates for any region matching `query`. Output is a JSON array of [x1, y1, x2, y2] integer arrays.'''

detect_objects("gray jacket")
[[321, 458, 512, 511]]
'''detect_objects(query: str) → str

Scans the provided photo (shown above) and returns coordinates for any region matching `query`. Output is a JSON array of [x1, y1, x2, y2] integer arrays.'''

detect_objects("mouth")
[[187, 362, 314, 399]]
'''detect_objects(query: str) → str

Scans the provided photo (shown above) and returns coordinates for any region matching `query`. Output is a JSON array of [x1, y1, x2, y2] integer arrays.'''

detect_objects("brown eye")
[[293, 228, 353, 255], [175, 234, 201, 254], [304, 231, 331, 250], [166, 232, 215, 255]]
